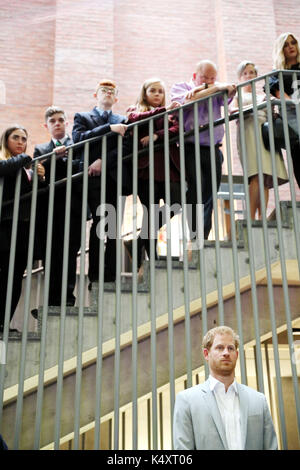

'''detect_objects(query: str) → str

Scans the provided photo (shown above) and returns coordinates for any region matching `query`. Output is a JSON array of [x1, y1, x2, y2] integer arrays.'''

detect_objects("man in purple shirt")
[[171, 60, 236, 240]]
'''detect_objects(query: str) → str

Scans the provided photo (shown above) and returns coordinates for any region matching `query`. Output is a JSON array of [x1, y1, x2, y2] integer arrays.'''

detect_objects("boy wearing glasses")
[[72, 79, 128, 284]]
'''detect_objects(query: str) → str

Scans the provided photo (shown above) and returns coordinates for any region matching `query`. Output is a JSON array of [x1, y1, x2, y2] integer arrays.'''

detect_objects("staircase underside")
[[2, 201, 300, 449], [2, 272, 300, 449]]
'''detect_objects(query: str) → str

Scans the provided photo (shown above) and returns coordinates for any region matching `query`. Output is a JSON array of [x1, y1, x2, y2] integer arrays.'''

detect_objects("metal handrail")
[[0, 96, 285, 210]]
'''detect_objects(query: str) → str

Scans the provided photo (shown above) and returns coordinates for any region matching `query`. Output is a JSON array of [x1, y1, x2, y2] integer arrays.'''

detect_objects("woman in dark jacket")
[[0, 125, 45, 333], [269, 32, 300, 188]]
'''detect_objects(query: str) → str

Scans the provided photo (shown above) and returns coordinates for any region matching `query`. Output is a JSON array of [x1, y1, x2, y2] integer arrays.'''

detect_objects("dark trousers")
[[203, 196, 213, 239], [48, 201, 81, 305], [291, 144, 300, 189], [0, 221, 29, 328], [88, 175, 125, 282], [37, 185, 82, 305], [138, 180, 182, 259], [185, 143, 223, 239]]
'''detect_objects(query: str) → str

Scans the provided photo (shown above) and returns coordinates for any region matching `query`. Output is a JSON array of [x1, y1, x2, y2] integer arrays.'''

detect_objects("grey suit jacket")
[[173, 380, 278, 450]]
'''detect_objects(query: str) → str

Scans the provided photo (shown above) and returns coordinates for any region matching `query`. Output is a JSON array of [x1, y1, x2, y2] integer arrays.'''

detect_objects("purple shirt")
[[171, 80, 231, 146]]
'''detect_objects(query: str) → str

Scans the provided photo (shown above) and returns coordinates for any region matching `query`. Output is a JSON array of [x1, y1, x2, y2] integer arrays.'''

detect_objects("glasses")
[[98, 86, 116, 96]]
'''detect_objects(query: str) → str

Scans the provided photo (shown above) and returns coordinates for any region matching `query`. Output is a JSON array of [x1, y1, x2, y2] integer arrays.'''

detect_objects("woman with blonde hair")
[[269, 32, 300, 188], [272, 32, 300, 73], [126, 78, 181, 262], [0, 125, 45, 333], [232, 61, 288, 220]]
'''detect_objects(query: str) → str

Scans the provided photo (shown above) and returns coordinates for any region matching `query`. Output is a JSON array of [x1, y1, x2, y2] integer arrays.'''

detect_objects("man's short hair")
[[196, 59, 217, 73], [95, 79, 118, 95], [202, 326, 239, 351], [44, 105, 66, 122]]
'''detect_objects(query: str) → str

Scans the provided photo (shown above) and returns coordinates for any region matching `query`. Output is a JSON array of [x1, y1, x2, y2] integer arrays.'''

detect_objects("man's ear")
[[203, 348, 209, 361], [93, 92, 97, 98], [43, 123, 48, 131]]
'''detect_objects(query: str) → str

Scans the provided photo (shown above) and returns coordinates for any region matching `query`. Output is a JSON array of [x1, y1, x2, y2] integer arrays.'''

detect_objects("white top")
[[52, 135, 68, 146], [209, 375, 243, 450]]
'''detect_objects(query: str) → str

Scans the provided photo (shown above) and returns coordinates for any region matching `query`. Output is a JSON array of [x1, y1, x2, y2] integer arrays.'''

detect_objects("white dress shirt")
[[209, 375, 243, 450], [52, 135, 68, 146]]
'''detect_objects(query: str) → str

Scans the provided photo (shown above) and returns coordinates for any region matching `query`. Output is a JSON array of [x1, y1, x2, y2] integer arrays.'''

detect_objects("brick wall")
[[0, 0, 300, 203], [0, 0, 56, 151]]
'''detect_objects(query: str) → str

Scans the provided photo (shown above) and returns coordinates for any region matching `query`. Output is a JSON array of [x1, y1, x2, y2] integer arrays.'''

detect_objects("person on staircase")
[[34, 106, 82, 307], [0, 125, 45, 333], [72, 79, 130, 286], [231, 61, 288, 220], [269, 32, 300, 189], [171, 60, 236, 241], [125, 77, 182, 265]]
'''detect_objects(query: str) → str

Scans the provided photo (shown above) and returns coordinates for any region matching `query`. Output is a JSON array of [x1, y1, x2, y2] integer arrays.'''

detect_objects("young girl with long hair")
[[126, 78, 181, 261]]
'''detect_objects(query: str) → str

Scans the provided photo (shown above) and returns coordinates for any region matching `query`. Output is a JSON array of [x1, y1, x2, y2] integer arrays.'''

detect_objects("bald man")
[[171, 60, 236, 240]]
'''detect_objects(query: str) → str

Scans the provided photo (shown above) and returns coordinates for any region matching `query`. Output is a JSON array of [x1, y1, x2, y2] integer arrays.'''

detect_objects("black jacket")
[[72, 108, 132, 193], [268, 63, 300, 97], [33, 136, 81, 182], [72, 107, 126, 166], [0, 153, 33, 221]]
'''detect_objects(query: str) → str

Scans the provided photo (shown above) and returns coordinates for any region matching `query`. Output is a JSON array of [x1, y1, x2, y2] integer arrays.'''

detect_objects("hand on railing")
[[110, 123, 128, 136], [53, 145, 68, 158], [24, 154, 33, 170], [88, 158, 102, 176], [140, 134, 158, 147], [185, 84, 213, 100], [166, 101, 181, 111], [216, 83, 237, 98], [36, 163, 46, 181]]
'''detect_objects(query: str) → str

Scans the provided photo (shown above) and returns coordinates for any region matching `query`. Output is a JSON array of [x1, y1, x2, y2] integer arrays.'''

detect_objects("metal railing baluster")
[[73, 142, 89, 449], [264, 76, 297, 448], [223, 97, 247, 385], [148, 118, 158, 450], [192, 103, 209, 379], [94, 136, 107, 450], [53, 147, 73, 449], [163, 112, 175, 447], [33, 152, 56, 449], [13, 163, 39, 449], [178, 108, 192, 389], [113, 135, 123, 450], [131, 125, 139, 450], [237, 85, 265, 393], [208, 97, 224, 326]]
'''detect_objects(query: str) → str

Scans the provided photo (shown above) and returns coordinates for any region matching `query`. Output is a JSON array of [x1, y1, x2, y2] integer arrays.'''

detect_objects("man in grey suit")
[[173, 326, 278, 450]]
